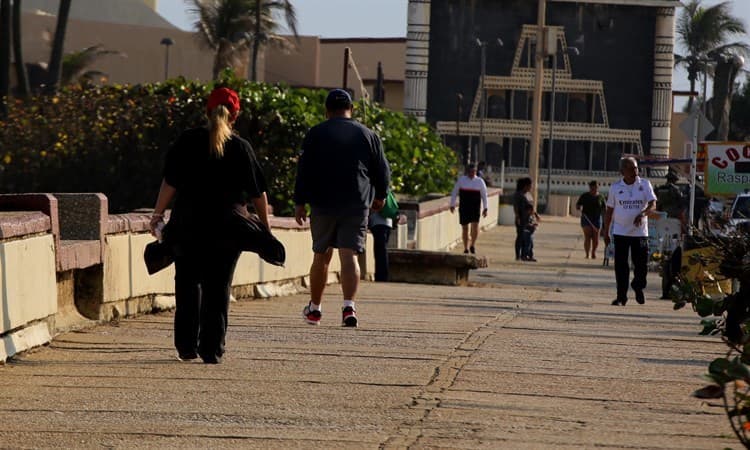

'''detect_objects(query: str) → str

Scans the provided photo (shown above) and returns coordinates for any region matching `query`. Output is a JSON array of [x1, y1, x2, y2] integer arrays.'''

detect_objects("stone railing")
[[0, 193, 376, 361], [0, 189, 501, 361]]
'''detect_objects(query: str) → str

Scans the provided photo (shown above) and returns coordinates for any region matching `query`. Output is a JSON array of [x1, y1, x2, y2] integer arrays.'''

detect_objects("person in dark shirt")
[[149, 87, 271, 364], [655, 169, 687, 232], [294, 89, 390, 327], [576, 180, 606, 259], [512, 177, 537, 261]]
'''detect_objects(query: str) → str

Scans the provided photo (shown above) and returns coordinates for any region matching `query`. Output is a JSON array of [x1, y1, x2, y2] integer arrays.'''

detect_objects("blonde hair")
[[208, 105, 233, 158]]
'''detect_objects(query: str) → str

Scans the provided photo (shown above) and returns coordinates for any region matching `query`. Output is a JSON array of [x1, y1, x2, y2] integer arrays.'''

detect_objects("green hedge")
[[0, 74, 458, 215]]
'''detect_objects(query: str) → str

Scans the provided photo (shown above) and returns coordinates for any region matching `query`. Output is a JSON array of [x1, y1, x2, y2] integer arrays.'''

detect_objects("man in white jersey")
[[450, 163, 489, 254], [603, 157, 657, 306]]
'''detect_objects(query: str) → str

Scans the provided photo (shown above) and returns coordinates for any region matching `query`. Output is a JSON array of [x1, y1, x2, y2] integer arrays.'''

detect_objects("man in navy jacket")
[[294, 89, 391, 328]]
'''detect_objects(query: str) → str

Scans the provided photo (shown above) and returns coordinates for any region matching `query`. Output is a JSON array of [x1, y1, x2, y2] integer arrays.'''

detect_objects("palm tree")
[[190, 0, 254, 79], [674, 0, 748, 110], [190, 0, 298, 81], [61, 45, 126, 86], [711, 54, 745, 140], [13, 0, 30, 97], [44, 0, 72, 94], [249, 0, 298, 82], [0, 0, 10, 118]]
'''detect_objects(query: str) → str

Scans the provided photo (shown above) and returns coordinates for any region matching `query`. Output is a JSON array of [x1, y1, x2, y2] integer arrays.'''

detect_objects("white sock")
[[309, 302, 321, 312], [343, 300, 355, 309]]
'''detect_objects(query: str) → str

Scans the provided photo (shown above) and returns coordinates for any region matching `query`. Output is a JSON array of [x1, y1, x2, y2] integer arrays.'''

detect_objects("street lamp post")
[[544, 46, 579, 210], [475, 38, 504, 165], [529, 0, 547, 209], [160, 37, 174, 81], [456, 92, 464, 163], [477, 40, 486, 165]]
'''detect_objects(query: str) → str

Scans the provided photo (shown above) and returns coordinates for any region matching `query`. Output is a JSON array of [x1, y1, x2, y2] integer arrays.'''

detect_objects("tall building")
[[404, 0, 680, 191]]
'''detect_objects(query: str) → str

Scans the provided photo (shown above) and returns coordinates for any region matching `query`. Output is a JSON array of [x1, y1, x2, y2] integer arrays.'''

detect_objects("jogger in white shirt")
[[450, 163, 489, 254]]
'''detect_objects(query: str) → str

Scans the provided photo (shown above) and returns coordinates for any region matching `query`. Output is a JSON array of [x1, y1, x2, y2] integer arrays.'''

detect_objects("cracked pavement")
[[0, 216, 736, 449]]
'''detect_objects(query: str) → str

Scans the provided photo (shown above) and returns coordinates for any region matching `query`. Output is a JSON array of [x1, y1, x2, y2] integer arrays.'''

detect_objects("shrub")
[[672, 231, 750, 446], [0, 74, 458, 215]]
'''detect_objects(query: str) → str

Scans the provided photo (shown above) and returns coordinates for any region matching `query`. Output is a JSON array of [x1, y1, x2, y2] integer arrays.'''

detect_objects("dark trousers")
[[174, 246, 241, 361], [515, 225, 524, 259], [613, 235, 649, 301], [521, 228, 534, 259], [370, 224, 391, 282]]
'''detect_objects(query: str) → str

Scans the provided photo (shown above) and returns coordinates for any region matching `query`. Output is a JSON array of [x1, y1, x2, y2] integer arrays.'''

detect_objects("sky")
[[157, 0, 409, 38], [156, 0, 750, 105]]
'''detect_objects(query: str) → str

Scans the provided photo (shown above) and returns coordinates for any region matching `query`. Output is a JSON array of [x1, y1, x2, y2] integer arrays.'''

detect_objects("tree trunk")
[[213, 40, 233, 80], [686, 72, 696, 111], [712, 59, 742, 141], [0, 0, 10, 118], [13, 0, 29, 97], [251, 0, 261, 82], [44, 0, 71, 94]]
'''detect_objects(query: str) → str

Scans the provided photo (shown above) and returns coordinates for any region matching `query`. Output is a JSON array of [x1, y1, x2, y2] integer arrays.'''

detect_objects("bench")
[[387, 249, 488, 286]]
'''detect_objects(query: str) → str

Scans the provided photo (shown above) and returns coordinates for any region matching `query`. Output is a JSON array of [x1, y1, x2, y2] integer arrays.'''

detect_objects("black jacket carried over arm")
[[144, 128, 285, 274], [293, 117, 390, 216]]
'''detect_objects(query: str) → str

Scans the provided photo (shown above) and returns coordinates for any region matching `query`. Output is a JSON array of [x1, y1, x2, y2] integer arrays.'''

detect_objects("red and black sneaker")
[[342, 306, 358, 327], [302, 302, 321, 325]]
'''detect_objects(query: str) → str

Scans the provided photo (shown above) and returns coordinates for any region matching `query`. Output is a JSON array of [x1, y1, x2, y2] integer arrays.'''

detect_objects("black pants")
[[173, 246, 241, 362], [613, 235, 649, 302], [370, 224, 391, 282]]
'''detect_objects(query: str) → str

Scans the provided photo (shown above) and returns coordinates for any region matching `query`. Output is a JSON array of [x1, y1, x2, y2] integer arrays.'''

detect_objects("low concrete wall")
[[414, 189, 501, 251], [388, 215, 408, 249], [0, 211, 57, 361], [547, 194, 571, 217], [0, 190, 476, 361]]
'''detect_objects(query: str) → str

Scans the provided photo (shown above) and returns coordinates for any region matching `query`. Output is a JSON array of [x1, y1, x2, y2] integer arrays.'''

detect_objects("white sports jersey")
[[606, 176, 657, 237]]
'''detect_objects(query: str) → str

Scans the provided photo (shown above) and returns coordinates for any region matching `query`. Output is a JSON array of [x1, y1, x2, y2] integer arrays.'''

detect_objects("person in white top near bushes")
[[450, 163, 489, 254]]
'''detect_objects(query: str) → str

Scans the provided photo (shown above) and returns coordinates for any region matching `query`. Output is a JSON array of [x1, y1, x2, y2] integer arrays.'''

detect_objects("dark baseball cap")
[[325, 89, 353, 110]]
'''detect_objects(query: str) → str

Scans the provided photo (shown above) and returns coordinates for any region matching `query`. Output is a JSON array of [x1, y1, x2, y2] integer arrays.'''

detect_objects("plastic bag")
[[380, 190, 399, 219]]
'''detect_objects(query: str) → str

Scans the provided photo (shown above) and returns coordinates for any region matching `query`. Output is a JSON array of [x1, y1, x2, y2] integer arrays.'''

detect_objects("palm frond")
[[61, 44, 126, 85]]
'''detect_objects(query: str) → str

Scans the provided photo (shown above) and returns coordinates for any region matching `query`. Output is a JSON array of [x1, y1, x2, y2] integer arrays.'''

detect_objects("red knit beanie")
[[206, 87, 240, 118]]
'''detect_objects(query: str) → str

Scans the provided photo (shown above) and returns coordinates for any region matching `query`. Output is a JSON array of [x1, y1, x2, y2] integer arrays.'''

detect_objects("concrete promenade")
[[0, 217, 736, 449]]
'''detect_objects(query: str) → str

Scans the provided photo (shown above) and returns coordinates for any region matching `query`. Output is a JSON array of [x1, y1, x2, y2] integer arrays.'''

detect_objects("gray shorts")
[[310, 213, 368, 254]]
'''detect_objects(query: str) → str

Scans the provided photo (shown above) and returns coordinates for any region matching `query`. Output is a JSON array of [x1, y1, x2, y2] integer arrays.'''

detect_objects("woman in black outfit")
[[149, 87, 270, 364]]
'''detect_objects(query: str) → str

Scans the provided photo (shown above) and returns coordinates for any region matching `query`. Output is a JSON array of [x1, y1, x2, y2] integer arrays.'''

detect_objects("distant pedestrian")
[[520, 202, 539, 261], [655, 168, 687, 233], [368, 209, 392, 282], [149, 87, 276, 364], [576, 180, 606, 259], [513, 177, 539, 261], [603, 157, 657, 306], [450, 163, 489, 254], [294, 89, 391, 327]]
